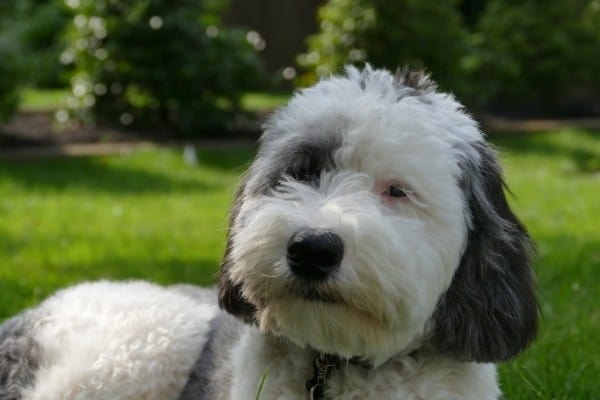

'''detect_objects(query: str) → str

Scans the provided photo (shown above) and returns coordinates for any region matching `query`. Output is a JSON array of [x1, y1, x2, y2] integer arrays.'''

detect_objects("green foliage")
[[300, 0, 600, 116], [470, 0, 600, 115], [0, 3, 26, 121], [62, 0, 265, 135], [0, 40, 22, 121], [20, 0, 71, 88], [0, 0, 70, 120], [0, 27, 24, 122], [297, 0, 469, 93]]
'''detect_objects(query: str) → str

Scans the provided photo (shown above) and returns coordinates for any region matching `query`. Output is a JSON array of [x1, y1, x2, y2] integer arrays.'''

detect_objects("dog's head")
[[218, 66, 537, 365]]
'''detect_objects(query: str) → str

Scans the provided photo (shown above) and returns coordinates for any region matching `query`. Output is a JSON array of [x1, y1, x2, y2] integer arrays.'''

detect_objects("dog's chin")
[[255, 295, 415, 366], [287, 282, 340, 303]]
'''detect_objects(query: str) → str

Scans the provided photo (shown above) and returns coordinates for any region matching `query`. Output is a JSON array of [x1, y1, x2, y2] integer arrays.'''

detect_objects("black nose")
[[286, 229, 344, 281]]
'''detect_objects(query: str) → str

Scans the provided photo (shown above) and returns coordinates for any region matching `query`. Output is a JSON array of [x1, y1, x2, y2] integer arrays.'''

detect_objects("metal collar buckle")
[[306, 353, 339, 400]]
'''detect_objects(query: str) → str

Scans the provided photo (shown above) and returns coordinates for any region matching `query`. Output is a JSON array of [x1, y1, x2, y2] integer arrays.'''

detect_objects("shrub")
[[0, 45, 22, 122], [297, 0, 469, 96], [62, 0, 265, 135], [0, 5, 24, 121], [298, 0, 600, 116], [470, 0, 600, 116], [21, 0, 71, 88]]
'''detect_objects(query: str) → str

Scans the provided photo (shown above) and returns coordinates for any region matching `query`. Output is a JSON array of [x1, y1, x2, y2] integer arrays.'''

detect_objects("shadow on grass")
[[0, 156, 217, 194], [195, 148, 255, 172], [490, 131, 600, 174], [0, 147, 256, 194], [532, 233, 599, 284]]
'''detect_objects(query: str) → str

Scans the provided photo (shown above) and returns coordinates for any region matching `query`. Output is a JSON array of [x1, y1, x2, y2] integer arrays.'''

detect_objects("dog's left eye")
[[387, 185, 408, 198], [378, 183, 419, 204]]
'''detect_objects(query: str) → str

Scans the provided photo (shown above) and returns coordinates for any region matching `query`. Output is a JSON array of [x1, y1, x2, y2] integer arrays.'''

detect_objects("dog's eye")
[[388, 185, 408, 198], [378, 183, 415, 203], [288, 166, 321, 185]]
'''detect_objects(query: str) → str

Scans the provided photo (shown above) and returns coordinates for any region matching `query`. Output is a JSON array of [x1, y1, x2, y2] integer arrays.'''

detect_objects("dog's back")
[[0, 281, 229, 400]]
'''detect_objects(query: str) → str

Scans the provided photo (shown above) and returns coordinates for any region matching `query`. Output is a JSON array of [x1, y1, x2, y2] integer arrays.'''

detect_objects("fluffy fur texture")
[[0, 66, 538, 399], [2, 282, 218, 400]]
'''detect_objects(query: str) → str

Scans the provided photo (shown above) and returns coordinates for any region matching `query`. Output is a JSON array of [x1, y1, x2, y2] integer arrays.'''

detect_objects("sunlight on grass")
[[20, 88, 69, 112], [240, 92, 290, 112], [19, 88, 290, 113], [0, 146, 254, 318]]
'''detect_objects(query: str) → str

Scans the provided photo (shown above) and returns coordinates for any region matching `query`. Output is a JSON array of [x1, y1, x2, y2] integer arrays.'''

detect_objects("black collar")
[[305, 353, 373, 400]]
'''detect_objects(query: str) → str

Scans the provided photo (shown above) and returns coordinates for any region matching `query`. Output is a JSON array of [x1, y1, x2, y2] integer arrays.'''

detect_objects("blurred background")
[[0, 0, 598, 398]]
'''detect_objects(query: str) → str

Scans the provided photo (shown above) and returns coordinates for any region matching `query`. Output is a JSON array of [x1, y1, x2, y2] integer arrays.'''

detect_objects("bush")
[[299, 0, 600, 117], [0, 45, 22, 122], [470, 0, 600, 116], [62, 0, 265, 135], [21, 0, 71, 88], [297, 0, 469, 95], [0, 5, 24, 121]]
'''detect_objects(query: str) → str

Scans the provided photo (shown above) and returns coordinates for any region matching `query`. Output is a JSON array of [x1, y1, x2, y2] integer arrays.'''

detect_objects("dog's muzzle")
[[286, 229, 344, 281]]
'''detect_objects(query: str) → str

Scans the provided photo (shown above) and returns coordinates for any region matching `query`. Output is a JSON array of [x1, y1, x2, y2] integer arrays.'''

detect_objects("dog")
[[0, 66, 537, 400]]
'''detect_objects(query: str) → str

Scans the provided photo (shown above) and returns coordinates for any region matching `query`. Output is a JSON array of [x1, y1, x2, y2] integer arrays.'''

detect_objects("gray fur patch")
[[393, 67, 437, 95], [0, 311, 42, 400], [246, 129, 343, 196], [178, 311, 243, 400], [431, 141, 538, 362]]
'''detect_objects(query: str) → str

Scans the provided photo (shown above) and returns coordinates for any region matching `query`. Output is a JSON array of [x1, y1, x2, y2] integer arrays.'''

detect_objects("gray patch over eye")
[[218, 118, 343, 322], [245, 132, 343, 196]]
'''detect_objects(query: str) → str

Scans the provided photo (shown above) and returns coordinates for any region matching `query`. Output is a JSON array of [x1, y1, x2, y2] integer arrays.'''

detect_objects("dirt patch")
[[2, 110, 598, 159], [0, 111, 260, 158], [0, 111, 263, 150], [477, 113, 600, 133], [0, 111, 153, 147]]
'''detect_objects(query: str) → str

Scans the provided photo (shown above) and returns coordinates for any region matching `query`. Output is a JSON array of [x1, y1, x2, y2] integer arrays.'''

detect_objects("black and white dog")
[[0, 66, 537, 400]]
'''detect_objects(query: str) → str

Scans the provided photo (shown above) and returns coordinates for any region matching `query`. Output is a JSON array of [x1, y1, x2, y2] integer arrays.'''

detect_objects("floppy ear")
[[431, 141, 538, 362], [218, 179, 257, 323]]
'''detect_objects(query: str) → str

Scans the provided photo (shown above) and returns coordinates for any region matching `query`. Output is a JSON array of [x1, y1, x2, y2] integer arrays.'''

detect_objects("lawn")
[[19, 88, 290, 113], [0, 130, 598, 399], [490, 130, 599, 399], [0, 146, 255, 316]]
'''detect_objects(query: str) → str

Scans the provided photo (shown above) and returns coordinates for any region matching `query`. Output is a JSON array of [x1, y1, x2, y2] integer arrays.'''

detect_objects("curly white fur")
[[20, 282, 217, 400], [229, 67, 475, 364]]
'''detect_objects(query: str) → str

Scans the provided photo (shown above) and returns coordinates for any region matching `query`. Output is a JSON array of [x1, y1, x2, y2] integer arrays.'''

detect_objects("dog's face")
[[219, 66, 537, 365]]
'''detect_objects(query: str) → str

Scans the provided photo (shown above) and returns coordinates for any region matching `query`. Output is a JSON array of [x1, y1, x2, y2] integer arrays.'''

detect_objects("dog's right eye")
[[288, 166, 321, 185], [388, 185, 408, 198]]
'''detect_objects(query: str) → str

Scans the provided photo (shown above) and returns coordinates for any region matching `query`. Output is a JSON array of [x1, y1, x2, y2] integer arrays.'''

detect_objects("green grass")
[[0, 146, 255, 317], [241, 92, 290, 112], [0, 130, 598, 398], [491, 130, 599, 399], [20, 88, 69, 112], [19, 88, 290, 113]]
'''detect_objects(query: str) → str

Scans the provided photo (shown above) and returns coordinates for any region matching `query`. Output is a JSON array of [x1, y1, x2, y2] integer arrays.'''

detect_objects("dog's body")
[[1, 282, 498, 399], [0, 66, 537, 399]]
